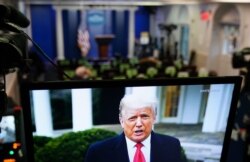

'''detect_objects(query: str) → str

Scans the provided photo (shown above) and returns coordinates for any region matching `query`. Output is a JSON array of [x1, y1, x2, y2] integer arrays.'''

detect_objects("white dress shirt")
[[125, 134, 151, 162]]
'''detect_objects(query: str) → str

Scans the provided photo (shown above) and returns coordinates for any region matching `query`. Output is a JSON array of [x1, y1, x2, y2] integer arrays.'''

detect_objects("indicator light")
[[13, 143, 21, 149], [9, 150, 14, 155], [3, 158, 16, 162]]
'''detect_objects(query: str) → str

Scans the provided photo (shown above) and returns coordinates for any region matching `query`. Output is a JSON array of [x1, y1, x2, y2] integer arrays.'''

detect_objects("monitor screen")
[[20, 76, 242, 162], [0, 115, 16, 144]]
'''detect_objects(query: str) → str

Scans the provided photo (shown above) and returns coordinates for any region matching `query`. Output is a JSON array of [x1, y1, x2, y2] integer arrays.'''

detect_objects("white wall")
[[237, 4, 250, 49], [152, 3, 250, 76], [32, 89, 93, 137], [202, 84, 234, 132], [180, 85, 203, 124]]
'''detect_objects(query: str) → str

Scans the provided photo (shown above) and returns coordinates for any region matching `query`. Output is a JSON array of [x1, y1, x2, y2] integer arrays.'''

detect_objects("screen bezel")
[[20, 76, 242, 162]]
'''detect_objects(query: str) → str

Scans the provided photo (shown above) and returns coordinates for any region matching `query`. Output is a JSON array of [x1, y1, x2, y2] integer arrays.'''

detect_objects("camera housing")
[[232, 47, 250, 69]]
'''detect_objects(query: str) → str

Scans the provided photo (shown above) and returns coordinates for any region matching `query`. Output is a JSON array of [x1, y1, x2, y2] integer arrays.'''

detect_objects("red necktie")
[[133, 143, 146, 162]]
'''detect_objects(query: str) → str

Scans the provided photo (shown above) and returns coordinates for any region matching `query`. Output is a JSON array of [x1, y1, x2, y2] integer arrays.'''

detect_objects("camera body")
[[0, 32, 28, 71], [232, 47, 250, 69], [0, 5, 29, 161], [0, 107, 24, 162]]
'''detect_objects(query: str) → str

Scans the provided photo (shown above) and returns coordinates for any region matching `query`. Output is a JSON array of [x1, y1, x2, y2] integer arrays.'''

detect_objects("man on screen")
[[85, 94, 181, 162]]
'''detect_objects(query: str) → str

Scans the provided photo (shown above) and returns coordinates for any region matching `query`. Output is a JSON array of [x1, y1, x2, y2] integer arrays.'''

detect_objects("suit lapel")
[[150, 132, 164, 162], [113, 133, 130, 162]]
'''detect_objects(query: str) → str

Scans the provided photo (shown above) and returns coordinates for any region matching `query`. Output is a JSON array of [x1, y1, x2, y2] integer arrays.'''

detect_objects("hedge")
[[33, 128, 187, 162], [34, 128, 117, 162]]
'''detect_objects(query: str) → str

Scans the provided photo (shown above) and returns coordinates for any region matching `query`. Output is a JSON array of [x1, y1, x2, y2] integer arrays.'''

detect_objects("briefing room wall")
[[28, 4, 151, 60], [30, 5, 57, 62], [150, 3, 245, 75], [206, 3, 250, 75], [151, 5, 194, 63], [135, 6, 150, 40], [236, 4, 250, 49], [185, 3, 250, 74], [111, 10, 129, 58], [30, 5, 82, 60], [25, 2, 250, 74], [62, 10, 82, 59], [78, 8, 149, 58], [85, 10, 114, 58]]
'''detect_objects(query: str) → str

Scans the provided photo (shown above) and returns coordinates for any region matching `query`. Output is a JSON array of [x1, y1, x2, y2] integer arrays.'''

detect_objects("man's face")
[[120, 106, 155, 142]]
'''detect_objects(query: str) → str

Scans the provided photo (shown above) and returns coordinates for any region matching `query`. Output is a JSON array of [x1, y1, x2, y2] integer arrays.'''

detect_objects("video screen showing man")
[[85, 94, 181, 162]]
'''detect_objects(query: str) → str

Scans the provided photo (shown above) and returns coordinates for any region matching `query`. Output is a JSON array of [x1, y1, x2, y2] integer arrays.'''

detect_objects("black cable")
[[0, 66, 7, 118], [0, 61, 6, 91], [3, 69, 6, 91], [4, 22, 72, 80], [22, 31, 72, 80]]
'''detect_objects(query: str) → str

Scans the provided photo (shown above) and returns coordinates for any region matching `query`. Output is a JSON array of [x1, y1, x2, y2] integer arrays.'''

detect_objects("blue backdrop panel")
[[111, 10, 128, 58], [135, 7, 150, 40], [30, 6, 150, 60], [87, 10, 106, 58], [62, 10, 81, 59], [30, 5, 56, 61], [86, 10, 116, 58]]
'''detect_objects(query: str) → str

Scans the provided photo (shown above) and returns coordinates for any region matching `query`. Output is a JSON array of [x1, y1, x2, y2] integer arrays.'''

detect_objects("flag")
[[77, 29, 90, 57]]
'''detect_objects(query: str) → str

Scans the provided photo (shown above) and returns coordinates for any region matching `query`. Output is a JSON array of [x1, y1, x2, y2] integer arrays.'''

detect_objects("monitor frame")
[[20, 76, 242, 162]]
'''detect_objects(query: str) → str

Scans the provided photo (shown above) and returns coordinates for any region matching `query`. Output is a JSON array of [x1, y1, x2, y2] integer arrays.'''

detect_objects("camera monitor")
[[0, 110, 23, 162], [20, 76, 242, 162]]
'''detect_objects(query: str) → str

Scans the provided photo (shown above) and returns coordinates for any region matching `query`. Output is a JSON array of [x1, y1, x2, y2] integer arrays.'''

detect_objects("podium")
[[95, 34, 114, 59]]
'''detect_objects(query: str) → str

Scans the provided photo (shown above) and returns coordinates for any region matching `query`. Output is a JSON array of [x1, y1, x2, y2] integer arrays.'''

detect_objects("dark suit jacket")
[[84, 131, 181, 162]]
